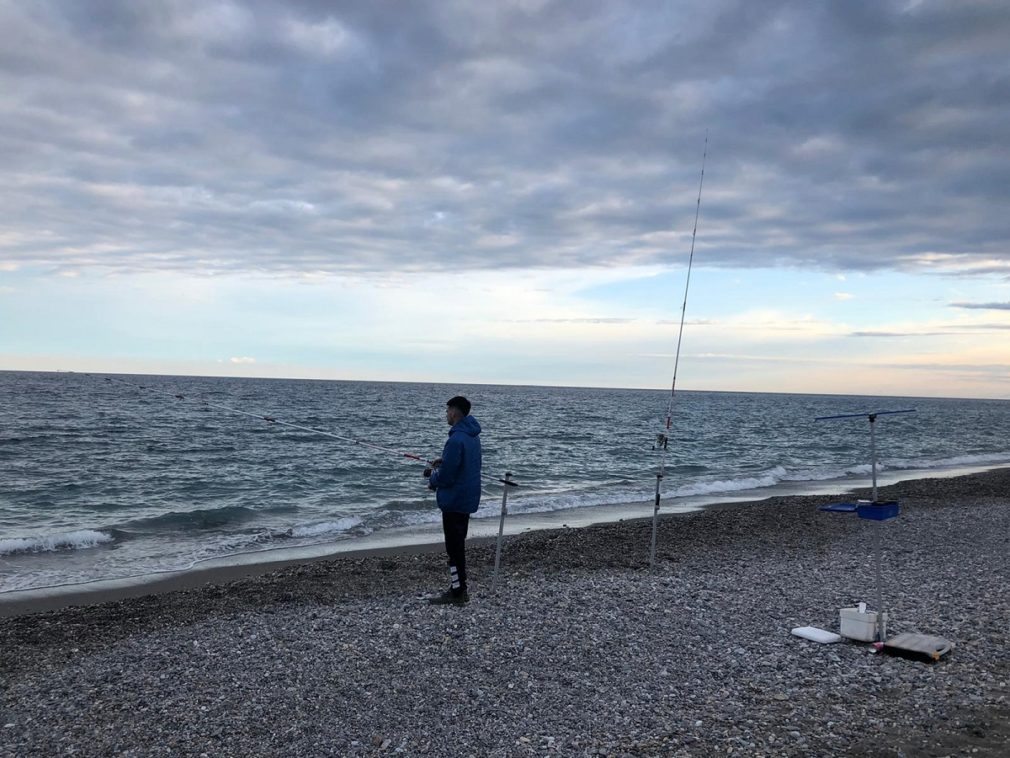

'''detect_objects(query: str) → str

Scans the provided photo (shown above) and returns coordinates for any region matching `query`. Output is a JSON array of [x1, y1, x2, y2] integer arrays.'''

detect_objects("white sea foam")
[[0, 529, 114, 556], [671, 466, 789, 497], [776, 453, 1010, 485], [290, 517, 364, 538], [388, 510, 444, 527], [498, 467, 796, 516], [884, 451, 1010, 470], [504, 452, 1010, 517], [781, 463, 873, 482]]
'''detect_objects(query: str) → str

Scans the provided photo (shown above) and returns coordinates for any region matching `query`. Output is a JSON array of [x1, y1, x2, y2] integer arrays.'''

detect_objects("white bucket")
[[839, 606, 887, 641]]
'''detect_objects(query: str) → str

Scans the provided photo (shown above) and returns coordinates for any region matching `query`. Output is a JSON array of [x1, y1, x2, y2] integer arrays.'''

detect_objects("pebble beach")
[[2, 469, 1009, 757]]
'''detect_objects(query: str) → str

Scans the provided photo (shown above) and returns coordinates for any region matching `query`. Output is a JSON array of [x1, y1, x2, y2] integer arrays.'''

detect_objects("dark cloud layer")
[[1, 0, 1008, 275]]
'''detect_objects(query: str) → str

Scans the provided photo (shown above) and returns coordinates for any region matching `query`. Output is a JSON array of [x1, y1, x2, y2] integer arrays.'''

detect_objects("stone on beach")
[[2, 469, 1010, 756]]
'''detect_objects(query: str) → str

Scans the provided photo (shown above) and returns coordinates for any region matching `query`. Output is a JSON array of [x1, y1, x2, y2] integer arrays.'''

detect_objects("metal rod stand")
[[874, 521, 885, 642], [816, 407, 914, 645], [867, 414, 887, 640], [650, 472, 662, 570], [492, 472, 513, 591], [869, 414, 878, 501]]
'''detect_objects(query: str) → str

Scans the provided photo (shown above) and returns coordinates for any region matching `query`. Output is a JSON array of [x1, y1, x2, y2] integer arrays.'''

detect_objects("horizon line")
[[1, 367, 1007, 403]]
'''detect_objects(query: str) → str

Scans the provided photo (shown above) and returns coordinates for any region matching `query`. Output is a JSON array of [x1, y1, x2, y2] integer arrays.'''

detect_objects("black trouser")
[[441, 510, 470, 595]]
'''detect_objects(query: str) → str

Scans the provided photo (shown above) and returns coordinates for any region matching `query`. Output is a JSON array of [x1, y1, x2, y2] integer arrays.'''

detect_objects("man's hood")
[[450, 415, 481, 437]]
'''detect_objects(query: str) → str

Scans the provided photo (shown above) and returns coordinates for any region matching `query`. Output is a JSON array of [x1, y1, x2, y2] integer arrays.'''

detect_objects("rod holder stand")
[[492, 472, 513, 591]]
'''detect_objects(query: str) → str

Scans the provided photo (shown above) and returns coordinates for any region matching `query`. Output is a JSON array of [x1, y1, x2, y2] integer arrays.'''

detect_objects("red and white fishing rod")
[[651, 134, 708, 568]]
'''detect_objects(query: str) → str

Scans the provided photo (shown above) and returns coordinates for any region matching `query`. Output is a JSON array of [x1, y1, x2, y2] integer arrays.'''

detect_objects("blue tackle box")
[[856, 501, 900, 521]]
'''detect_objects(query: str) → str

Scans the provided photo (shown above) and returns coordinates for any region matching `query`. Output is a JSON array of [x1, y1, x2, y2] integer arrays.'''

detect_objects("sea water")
[[2, 371, 1009, 593]]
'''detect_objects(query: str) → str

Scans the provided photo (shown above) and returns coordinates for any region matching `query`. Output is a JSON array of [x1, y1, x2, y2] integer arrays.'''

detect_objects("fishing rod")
[[651, 134, 708, 569], [87, 373, 518, 488]]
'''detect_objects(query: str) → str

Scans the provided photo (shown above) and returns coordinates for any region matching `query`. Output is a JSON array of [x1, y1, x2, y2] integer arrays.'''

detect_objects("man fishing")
[[424, 396, 482, 605]]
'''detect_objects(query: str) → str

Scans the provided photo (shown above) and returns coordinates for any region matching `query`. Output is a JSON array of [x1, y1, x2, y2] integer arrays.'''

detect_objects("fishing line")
[[87, 373, 517, 487], [651, 134, 708, 568]]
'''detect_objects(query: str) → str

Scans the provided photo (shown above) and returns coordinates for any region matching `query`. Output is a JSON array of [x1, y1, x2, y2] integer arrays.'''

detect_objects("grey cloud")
[[880, 361, 1010, 378], [849, 331, 944, 338], [850, 324, 1010, 337], [517, 317, 635, 324], [949, 302, 1010, 311], [939, 323, 1010, 330], [1, 0, 1008, 275]]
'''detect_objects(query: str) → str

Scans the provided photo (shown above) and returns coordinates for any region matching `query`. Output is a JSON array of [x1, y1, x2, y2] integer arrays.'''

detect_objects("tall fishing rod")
[[651, 134, 708, 569], [87, 373, 518, 488]]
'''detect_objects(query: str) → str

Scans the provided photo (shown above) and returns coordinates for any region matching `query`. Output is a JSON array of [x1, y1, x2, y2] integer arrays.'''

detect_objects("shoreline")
[[3, 460, 1009, 619], [2, 467, 1008, 756], [0, 538, 449, 619], [3, 461, 1009, 618]]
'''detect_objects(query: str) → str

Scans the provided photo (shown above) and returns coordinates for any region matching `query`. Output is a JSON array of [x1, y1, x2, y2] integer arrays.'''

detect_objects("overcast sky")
[[2, 0, 1008, 398]]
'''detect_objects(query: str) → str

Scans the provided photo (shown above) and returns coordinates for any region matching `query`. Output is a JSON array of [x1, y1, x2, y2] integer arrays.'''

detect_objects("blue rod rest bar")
[[815, 409, 916, 422]]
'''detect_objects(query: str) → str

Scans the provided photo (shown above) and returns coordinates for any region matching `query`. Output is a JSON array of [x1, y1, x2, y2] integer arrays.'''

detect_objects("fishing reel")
[[653, 433, 669, 451]]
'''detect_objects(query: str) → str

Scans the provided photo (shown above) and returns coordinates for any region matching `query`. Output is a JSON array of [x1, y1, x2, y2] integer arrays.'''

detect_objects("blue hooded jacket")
[[428, 414, 482, 514]]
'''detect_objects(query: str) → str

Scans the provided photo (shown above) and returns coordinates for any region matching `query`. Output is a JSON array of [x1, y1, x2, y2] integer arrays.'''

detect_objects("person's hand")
[[432, 458, 442, 467]]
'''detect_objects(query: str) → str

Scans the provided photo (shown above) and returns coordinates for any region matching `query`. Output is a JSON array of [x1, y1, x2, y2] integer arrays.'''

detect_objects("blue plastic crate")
[[856, 500, 900, 521], [819, 502, 860, 513]]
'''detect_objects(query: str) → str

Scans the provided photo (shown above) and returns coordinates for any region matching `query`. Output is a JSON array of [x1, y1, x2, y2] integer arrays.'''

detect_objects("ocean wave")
[[883, 452, 1010, 470], [470, 467, 798, 517], [495, 453, 1010, 518], [375, 497, 435, 513], [191, 516, 370, 552], [780, 463, 873, 483], [120, 504, 296, 532], [503, 485, 654, 516], [378, 509, 444, 528], [671, 466, 789, 497], [0, 529, 114, 556], [778, 453, 1010, 484], [289, 517, 365, 538]]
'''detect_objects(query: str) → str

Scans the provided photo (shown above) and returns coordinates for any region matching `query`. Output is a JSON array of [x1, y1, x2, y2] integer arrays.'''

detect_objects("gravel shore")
[[2, 469, 1009, 757]]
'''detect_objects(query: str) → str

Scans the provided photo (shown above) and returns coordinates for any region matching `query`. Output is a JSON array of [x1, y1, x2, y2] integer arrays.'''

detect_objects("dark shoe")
[[427, 589, 469, 606]]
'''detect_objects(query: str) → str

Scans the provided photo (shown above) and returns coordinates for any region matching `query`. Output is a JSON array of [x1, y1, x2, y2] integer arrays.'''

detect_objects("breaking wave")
[[288, 517, 365, 538], [0, 530, 114, 556]]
